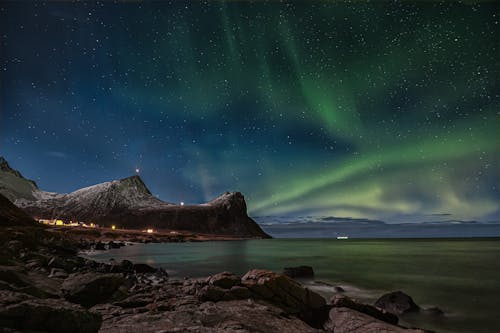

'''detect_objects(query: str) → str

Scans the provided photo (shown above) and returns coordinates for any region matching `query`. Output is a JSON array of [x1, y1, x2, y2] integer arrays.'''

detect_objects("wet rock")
[[334, 286, 345, 292], [207, 271, 241, 289], [133, 263, 157, 273], [48, 268, 68, 279], [93, 241, 106, 251], [331, 295, 398, 325], [424, 306, 444, 316], [241, 269, 327, 327], [197, 284, 226, 302], [375, 291, 420, 315], [227, 285, 252, 299], [0, 290, 101, 333], [61, 272, 128, 307], [283, 265, 314, 279], [108, 241, 121, 249], [324, 307, 430, 333], [47, 256, 77, 272], [120, 259, 134, 272]]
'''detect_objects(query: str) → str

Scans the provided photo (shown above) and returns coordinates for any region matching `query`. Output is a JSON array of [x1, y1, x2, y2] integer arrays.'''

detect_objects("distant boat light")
[[337, 236, 349, 240], [180, 202, 185, 206]]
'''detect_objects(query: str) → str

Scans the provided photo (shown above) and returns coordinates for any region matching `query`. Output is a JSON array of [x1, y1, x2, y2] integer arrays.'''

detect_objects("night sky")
[[1, 1, 498, 223]]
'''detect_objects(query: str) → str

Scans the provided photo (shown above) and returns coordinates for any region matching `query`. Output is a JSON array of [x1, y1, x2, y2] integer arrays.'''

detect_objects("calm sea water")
[[86, 238, 500, 333]]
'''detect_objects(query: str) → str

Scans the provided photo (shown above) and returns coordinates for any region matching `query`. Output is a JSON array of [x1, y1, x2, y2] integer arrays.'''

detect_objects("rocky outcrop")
[[61, 273, 129, 307], [331, 295, 398, 325], [374, 291, 421, 315], [241, 269, 327, 326], [324, 307, 430, 333], [0, 290, 102, 333], [207, 271, 241, 289], [283, 265, 315, 278]]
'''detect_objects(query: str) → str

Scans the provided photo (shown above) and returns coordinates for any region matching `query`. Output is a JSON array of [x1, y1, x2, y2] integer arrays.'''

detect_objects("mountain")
[[0, 157, 269, 238]]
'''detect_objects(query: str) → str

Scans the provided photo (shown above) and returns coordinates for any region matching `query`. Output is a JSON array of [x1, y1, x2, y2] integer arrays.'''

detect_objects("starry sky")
[[0, 1, 499, 223]]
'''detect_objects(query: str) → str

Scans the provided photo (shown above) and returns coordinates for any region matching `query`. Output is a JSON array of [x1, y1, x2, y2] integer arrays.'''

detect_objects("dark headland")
[[0, 157, 433, 333], [0, 156, 269, 239]]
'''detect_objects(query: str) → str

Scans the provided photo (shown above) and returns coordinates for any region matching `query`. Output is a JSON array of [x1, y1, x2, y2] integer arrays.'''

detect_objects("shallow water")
[[86, 238, 500, 333]]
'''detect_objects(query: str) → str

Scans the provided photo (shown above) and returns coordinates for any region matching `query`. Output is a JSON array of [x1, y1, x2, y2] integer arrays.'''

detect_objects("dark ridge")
[[0, 193, 37, 226], [0, 156, 39, 189]]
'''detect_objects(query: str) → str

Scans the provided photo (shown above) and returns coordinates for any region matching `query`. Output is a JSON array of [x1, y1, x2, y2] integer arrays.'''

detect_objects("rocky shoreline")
[[0, 224, 437, 333]]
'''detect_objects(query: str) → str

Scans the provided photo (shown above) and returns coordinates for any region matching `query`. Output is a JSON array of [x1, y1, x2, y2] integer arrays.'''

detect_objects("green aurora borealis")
[[1, 1, 499, 222]]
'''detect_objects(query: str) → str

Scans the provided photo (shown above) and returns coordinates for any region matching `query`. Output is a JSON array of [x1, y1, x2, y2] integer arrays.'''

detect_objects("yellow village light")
[[55, 219, 64, 226], [111, 225, 116, 230], [146, 228, 154, 234]]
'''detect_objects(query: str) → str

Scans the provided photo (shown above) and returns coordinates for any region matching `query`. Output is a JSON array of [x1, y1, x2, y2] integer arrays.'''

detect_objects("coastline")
[[0, 225, 435, 333]]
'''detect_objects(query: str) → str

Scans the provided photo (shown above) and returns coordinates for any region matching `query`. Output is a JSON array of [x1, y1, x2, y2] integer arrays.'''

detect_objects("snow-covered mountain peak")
[[116, 175, 152, 195], [208, 191, 247, 212]]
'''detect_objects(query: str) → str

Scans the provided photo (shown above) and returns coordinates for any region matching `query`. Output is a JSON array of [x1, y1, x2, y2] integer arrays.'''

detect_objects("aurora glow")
[[1, 1, 498, 223]]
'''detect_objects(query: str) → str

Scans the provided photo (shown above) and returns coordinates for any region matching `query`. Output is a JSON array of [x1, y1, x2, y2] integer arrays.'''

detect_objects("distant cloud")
[[44, 151, 68, 158]]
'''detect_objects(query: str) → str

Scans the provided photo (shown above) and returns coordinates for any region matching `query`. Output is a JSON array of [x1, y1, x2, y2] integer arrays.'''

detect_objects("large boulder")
[[331, 295, 398, 325], [0, 290, 101, 333], [61, 272, 128, 307], [241, 269, 327, 327], [133, 263, 157, 273], [197, 284, 226, 302], [374, 291, 420, 315], [207, 271, 241, 289], [324, 307, 430, 333], [283, 265, 314, 279], [197, 273, 252, 302]]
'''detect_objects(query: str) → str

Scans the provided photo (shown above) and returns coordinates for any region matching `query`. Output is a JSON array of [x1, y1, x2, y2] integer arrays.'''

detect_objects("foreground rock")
[[242, 269, 327, 327], [207, 271, 241, 289], [61, 273, 128, 307], [375, 291, 421, 315], [331, 295, 398, 325], [0, 290, 101, 333], [283, 265, 315, 278], [324, 307, 430, 333]]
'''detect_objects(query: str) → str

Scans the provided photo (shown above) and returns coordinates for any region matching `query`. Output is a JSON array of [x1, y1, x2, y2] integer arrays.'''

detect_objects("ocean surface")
[[86, 238, 500, 333]]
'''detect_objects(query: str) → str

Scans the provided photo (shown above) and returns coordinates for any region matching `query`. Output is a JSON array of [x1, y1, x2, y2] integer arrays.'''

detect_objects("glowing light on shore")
[[180, 202, 184, 206], [111, 225, 116, 230], [146, 228, 154, 234]]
